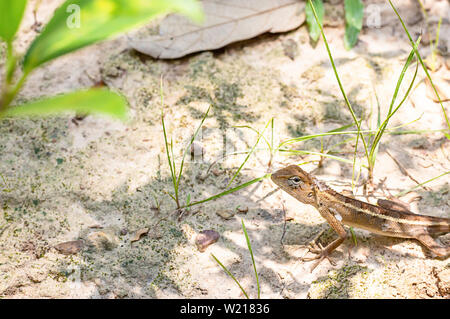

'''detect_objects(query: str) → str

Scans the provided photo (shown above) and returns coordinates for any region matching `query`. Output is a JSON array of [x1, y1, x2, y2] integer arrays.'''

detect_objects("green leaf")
[[23, 0, 203, 73], [344, 0, 364, 50], [344, 25, 360, 50], [305, 0, 324, 42], [0, 0, 27, 44], [2, 88, 128, 119], [241, 219, 260, 299]]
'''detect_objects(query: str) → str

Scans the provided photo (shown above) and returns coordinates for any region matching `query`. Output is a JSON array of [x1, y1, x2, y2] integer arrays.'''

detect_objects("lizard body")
[[271, 165, 450, 269]]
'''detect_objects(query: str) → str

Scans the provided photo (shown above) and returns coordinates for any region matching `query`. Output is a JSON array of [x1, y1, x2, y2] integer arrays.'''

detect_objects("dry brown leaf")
[[130, 228, 149, 243], [128, 0, 305, 59], [54, 240, 84, 255]]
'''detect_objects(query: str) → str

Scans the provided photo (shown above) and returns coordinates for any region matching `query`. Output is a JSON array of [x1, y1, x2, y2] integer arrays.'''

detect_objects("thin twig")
[[385, 149, 431, 191]]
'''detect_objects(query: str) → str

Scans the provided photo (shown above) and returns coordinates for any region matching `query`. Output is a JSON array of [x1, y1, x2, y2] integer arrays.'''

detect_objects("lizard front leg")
[[301, 203, 347, 271]]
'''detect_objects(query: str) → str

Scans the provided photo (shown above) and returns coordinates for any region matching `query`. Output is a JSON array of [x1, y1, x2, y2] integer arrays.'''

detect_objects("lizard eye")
[[288, 176, 303, 187]]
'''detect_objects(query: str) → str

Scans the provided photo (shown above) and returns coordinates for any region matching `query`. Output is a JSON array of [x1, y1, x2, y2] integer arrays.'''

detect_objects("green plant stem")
[[307, 0, 370, 173], [227, 120, 270, 189], [368, 46, 419, 165], [395, 171, 449, 197], [211, 254, 249, 299], [160, 79, 179, 208], [176, 105, 211, 189], [388, 0, 450, 131], [0, 71, 28, 113], [183, 174, 271, 208], [241, 219, 260, 299]]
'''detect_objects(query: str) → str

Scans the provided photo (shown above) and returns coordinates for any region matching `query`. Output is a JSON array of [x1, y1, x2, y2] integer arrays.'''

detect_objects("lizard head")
[[271, 165, 316, 204]]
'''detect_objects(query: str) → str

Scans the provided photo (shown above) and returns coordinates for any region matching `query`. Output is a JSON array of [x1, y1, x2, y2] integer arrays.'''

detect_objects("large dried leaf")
[[128, 0, 305, 59]]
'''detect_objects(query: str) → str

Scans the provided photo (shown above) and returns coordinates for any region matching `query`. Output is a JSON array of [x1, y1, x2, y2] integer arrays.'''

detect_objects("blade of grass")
[[388, 0, 450, 131], [352, 117, 363, 189], [278, 114, 429, 148], [395, 171, 449, 197], [307, 0, 370, 164], [369, 42, 420, 162], [278, 149, 360, 166], [160, 78, 179, 207], [211, 254, 249, 299], [234, 121, 273, 154], [184, 174, 271, 208], [226, 120, 270, 189], [241, 219, 260, 299], [349, 227, 357, 246], [176, 104, 211, 189]]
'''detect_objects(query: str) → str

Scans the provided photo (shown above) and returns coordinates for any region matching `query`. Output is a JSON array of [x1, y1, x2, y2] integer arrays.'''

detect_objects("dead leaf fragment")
[[130, 228, 149, 243], [216, 209, 235, 220], [129, 0, 305, 59], [237, 206, 248, 214], [54, 240, 84, 255], [195, 230, 220, 252]]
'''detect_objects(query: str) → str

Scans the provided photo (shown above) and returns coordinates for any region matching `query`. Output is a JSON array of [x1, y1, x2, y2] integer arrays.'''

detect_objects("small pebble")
[[87, 231, 119, 251], [216, 209, 235, 220], [195, 230, 220, 252], [54, 240, 84, 255], [282, 39, 298, 60]]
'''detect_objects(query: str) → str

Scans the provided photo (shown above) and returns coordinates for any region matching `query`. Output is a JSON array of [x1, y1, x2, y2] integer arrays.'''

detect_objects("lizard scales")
[[271, 165, 450, 269]]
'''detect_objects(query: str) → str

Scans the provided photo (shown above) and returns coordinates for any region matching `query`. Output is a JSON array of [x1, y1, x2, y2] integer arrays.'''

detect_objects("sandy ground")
[[0, 0, 449, 298]]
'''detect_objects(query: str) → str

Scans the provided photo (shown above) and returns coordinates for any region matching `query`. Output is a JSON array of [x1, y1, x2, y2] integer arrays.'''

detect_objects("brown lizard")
[[271, 165, 450, 270]]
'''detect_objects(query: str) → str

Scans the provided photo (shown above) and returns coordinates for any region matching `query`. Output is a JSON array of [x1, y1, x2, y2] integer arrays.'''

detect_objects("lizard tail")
[[426, 218, 450, 235]]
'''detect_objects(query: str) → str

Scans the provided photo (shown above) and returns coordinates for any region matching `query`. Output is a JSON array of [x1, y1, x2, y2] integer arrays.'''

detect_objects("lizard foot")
[[300, 242, 336, 272]]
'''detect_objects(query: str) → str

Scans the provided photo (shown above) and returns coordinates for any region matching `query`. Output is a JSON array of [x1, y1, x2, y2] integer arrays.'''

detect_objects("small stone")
[[211, 168, 221, 176], [237, 206, 248, 214], [27, 268, 47, 283], [282, 39, 298, 60], [435, 268, 450, 296], [148, 228, 162, 239], [195, 230, 220, 252], [216, 209, 235, 220], [87, 231, 119, 251], [351, 246, 369, 264], [54, 240, 84, 255]]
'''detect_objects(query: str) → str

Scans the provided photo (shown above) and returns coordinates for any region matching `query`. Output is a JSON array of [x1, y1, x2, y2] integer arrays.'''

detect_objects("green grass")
[[0, 0, 203, 119], [160, 77, 210, 209], [211, 219, 260, 299], [305, 0, 448, 189], [388, 0, 450, 131], [158, 0, 450, 218]]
